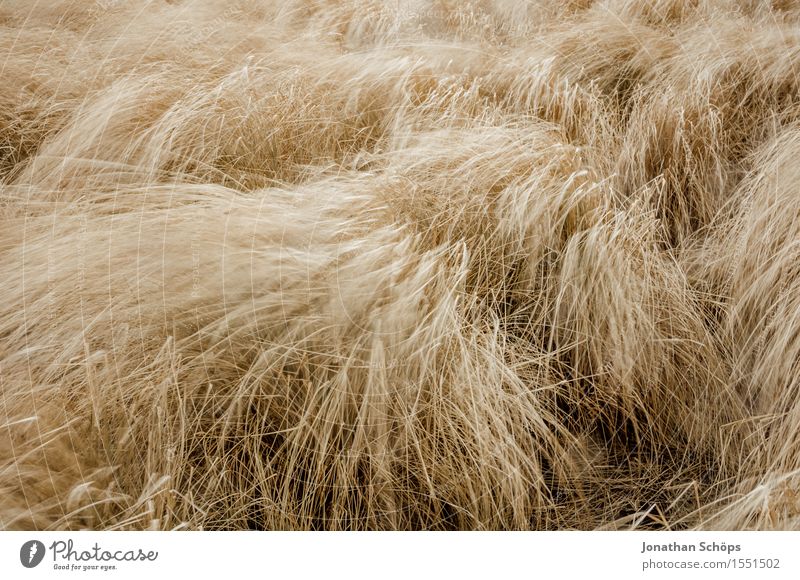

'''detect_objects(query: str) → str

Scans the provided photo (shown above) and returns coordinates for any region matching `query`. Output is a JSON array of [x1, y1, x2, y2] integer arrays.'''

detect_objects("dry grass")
[[2, 0, 800, 530]]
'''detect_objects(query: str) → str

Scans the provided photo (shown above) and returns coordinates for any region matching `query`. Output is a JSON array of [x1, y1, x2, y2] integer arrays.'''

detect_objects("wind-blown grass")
[[2, 0, 800, 530]]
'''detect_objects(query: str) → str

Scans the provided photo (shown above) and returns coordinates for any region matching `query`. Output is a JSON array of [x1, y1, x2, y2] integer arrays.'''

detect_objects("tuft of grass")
[[1, 0, 799, 530]]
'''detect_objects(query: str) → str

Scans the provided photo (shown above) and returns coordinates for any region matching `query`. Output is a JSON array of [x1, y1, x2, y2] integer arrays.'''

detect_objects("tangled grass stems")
[[2, 0, 800, 530]]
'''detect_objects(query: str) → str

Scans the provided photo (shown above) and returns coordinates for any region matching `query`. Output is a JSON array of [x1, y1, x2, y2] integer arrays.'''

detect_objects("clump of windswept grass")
[[1, 0, 799, 530], [684, 127, 800, 529]]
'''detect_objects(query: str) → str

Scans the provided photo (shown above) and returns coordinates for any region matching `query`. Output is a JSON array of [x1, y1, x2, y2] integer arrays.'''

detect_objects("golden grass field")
[[2, 0, 800, 530]]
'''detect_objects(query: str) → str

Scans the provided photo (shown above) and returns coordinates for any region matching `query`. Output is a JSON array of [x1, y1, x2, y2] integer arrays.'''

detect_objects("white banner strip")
[[1, 531, 797, 579]]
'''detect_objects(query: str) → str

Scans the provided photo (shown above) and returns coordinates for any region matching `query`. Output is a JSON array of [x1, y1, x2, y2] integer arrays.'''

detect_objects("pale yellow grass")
[[1, 0, 800, 530]]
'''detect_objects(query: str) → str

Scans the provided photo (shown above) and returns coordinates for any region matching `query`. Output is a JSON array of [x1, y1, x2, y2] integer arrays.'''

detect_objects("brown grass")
[[2, 0, 800, 530]]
